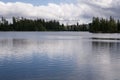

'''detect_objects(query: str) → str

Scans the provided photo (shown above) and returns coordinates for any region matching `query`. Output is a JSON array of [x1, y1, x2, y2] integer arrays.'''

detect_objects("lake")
[[0, 32, 120, 80]]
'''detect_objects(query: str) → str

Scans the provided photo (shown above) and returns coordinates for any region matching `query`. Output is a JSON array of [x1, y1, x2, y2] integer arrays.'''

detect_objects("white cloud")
[[0, 0, 120, 24]]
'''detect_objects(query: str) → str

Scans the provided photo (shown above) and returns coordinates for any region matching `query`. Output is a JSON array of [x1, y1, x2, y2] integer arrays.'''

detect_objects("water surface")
[[0, 32, 120, 80]]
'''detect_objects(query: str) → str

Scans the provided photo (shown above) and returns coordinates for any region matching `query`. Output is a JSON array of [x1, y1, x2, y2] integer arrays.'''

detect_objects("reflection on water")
[[91, 41, 120, 80], [0, 32, 120, 80]]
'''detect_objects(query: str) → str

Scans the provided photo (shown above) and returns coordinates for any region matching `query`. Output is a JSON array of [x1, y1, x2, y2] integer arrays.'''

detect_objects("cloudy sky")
[[0, 0, 120, 24]]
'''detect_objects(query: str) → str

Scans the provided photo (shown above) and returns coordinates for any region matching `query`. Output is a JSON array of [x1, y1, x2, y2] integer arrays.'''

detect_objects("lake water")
[[0, 32, 120, 80]]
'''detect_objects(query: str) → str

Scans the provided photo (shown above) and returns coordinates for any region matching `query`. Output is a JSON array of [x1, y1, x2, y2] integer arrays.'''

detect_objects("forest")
[[0, 16, 120, 33], [89, 16, 120, 33], [0, 17, 88, 31]]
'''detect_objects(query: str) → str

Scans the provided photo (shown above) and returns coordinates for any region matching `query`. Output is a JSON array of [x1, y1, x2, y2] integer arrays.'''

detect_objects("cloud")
[[0, 0, 120, 24], [78, 0, 120, 18]]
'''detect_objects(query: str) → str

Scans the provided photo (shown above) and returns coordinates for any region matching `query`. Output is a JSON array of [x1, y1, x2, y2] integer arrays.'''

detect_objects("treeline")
[[66, 23, 88, 31], [89, 16, 120, 33], [0, 16, 120, 33], [0, 17, 88, 31], [0, 17, 64, 31]]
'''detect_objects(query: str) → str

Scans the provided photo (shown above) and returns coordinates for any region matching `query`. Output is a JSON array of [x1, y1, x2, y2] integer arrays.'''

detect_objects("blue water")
[[0, 32, 120, 80]]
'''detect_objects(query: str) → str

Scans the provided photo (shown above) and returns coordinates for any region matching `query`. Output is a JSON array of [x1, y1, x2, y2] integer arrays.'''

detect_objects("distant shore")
[[0, 16, 120, 33]]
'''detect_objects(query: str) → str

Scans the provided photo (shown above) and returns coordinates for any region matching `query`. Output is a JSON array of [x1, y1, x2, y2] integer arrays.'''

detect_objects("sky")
[[0, 0, 120, 24]]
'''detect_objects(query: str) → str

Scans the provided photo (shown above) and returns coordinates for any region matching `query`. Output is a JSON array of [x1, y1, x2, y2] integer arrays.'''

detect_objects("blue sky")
[[0, 0, 120, 24], [0, 0, 76, 5]]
